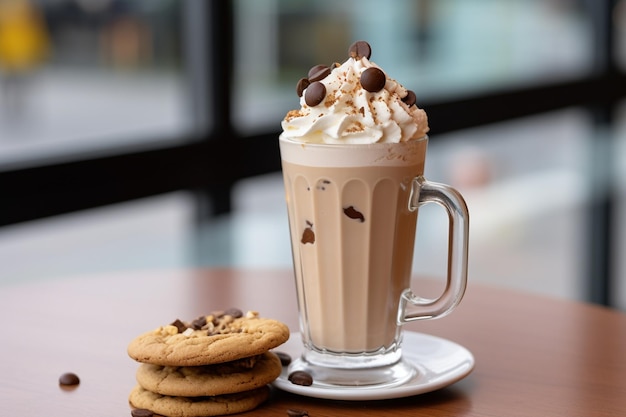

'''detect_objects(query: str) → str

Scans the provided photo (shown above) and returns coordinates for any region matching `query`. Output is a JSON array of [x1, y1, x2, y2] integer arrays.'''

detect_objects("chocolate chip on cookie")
[[191, 315, 207, 330], [170, 319, 187, 334], [225, 308, 244, 318], [130, 408, 154, 417]]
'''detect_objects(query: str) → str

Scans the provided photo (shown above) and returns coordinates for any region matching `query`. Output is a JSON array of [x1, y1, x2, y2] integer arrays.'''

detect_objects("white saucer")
[[272, 331, 474, 401]]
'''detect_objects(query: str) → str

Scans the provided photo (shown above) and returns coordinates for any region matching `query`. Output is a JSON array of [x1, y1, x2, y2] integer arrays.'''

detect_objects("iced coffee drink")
[[280, 139, 428, 353], [280, 41, 468, 386]]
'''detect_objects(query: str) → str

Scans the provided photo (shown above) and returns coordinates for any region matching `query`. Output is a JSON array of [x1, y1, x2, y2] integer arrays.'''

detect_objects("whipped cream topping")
[[281, 49, 429, 144]]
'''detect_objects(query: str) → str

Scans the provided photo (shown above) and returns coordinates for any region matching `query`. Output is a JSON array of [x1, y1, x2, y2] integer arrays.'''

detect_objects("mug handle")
[[398, 176, 469, 323]]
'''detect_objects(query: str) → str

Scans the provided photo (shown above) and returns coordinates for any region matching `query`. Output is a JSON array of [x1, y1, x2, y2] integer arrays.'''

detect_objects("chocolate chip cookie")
[[127, 310, 290, 367], [135, 351, 282, 397], [129, 385, 270, 417]]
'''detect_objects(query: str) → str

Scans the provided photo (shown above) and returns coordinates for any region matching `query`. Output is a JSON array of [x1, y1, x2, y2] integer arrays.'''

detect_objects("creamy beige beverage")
[[280, 41, 468, 385], [280, 139, 427, 352]]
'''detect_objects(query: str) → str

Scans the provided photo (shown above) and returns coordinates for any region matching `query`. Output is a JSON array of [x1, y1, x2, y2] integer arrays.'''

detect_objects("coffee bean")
[[131, 409, 154, 417], [287, 409, 309, 417], [304, 81, 326, 107], [59, 372, 80, 386], [274, 351, 292, 366], [308, 64, 331, 82], [402, 90, 417, 107], [296, 78, 310, 97], [360, 67, 386, 92], [288, 370, 313, 386], [348, 40, 372, 60]]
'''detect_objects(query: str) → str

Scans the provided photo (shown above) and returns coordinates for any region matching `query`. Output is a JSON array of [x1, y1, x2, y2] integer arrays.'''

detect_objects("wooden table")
[[2, 268, 625, 416]]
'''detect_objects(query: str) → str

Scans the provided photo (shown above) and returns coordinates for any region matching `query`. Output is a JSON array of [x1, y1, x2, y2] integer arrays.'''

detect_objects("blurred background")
[[0, 0, 624, 311]]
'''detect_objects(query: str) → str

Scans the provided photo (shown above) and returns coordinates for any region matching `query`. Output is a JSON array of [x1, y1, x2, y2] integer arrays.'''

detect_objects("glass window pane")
[[0, 0, 193, 168], [233, 0, 594, 132], [414, 108, 593, 300], [0, 192, 195, 285]]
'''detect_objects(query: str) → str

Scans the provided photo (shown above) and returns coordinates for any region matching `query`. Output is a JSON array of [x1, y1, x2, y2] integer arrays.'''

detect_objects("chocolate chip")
[[191, 316, 207, 330], [288, 370, 313, 386], [360, 67, 386, 92], [170, 319, 187, 333], [348, 40, 372, 60], [131, 409, 154, 417], [59, 372, 80, 386], [304, 81, 326, 107], [402, 90, 417, 107], [316, 179, 330, 190], [287, 409, 309, 417], [308, 64, 331, 82], [301, 226, 315, 245], [225, 308, 243, 318], [274, 351, 292, 366], [344, 206, 365, 222], [296, 78, 310, 97]]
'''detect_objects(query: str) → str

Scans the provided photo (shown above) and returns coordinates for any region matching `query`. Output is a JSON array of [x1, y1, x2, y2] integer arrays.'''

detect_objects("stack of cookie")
[[127, 309, 290, 417]]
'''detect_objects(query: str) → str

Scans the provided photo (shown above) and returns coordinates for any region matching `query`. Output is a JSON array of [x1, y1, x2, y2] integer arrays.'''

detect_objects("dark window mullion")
[[192, 0, 236, 217], [206, 0, 234, 137], [585, 0, 619, 306]]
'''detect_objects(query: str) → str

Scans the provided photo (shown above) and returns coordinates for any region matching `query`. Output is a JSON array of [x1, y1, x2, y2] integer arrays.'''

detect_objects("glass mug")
[[279, 134, 469, 387]]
